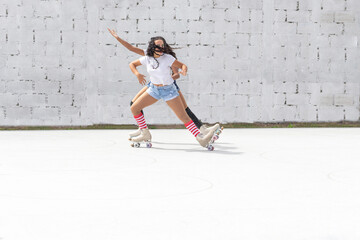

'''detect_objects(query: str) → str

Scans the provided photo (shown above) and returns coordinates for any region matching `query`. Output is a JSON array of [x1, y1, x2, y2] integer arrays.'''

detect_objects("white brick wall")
[[0, 0, 359, 126]]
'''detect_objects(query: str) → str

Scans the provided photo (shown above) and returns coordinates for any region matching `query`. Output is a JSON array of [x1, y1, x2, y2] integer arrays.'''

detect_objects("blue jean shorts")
[[146, 82, 179, 101]]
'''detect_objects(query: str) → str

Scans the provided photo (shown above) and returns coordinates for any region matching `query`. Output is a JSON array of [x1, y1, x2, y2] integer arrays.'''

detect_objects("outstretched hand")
[[136, 73, 147, 86], [107, 28, 118, 38]]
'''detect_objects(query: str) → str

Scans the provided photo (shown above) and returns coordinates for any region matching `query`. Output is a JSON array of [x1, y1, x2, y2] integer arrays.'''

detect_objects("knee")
[[130, 104, 139, 115]]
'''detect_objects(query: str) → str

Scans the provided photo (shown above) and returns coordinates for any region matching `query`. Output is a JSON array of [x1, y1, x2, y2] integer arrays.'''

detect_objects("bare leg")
[[178, 90, 203, 128], [132, 86, 148, 103], [166, 96, 191, 124], [131, 92, 158, 116], [178, 90, 188, 108]]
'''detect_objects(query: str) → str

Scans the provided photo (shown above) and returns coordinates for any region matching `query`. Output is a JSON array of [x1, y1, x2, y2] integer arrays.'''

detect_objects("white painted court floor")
[[1, 128, 360, 240]]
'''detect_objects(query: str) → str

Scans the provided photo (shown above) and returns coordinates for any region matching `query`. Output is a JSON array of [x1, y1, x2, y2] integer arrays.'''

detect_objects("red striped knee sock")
[[185, 120, 200, 137], [134, 113, 148, 129]]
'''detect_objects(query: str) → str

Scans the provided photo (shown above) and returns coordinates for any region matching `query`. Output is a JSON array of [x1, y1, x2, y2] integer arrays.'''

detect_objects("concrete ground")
[[1, 128, 360, 240]]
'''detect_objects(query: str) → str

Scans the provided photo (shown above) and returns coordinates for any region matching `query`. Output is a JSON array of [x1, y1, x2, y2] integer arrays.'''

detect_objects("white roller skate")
[[196, 131, 216, 151], [128, 128, 141, 140], [130, 128, 152, 148], [200, 123, 224, 143]]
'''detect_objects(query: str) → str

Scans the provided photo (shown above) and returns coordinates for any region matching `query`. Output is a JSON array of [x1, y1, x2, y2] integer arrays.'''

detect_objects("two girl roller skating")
[[108, 29, 223, 150]]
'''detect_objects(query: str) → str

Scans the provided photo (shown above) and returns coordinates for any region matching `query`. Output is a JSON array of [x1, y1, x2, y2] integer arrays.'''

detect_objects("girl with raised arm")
[[108, 29, 222, 142], [127, 36, 215, 150]]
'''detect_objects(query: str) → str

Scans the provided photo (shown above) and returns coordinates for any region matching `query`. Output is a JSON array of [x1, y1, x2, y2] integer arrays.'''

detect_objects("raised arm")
[[108, 28, 145, 56]]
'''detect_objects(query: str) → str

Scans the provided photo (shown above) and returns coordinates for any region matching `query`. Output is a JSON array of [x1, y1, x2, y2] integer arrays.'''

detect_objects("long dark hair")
[[146, 36, 177, 69]]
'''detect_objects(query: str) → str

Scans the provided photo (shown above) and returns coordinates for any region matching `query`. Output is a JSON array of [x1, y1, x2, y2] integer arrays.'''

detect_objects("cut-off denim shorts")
[[146, 82, 179, 102]]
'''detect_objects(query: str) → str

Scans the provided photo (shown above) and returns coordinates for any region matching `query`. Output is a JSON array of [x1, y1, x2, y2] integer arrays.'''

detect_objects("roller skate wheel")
[[131, 143, 139, 148], [207, 145, 214, 151], [131, 142, 141, 148], [146, 143, 152, 148], [212, 135, 219, 141]]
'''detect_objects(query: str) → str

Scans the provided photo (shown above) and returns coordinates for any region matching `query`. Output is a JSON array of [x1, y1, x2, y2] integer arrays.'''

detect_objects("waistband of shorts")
[[149, 82, 175, 89]]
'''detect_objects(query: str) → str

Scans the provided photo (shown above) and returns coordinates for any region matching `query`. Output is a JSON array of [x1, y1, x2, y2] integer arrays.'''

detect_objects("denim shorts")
[[146, 82, 179, 101]]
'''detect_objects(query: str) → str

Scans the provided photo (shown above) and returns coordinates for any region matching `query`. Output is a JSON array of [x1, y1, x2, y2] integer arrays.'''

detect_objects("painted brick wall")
[[0, 0, 359, 126]]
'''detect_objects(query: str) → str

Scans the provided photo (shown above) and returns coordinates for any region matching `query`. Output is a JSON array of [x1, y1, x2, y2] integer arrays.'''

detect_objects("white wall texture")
[[0, 0, 359, 126]]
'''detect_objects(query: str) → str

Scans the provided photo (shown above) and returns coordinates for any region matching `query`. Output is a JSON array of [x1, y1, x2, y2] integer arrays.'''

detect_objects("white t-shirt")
[[139, 50, 176, 86]]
